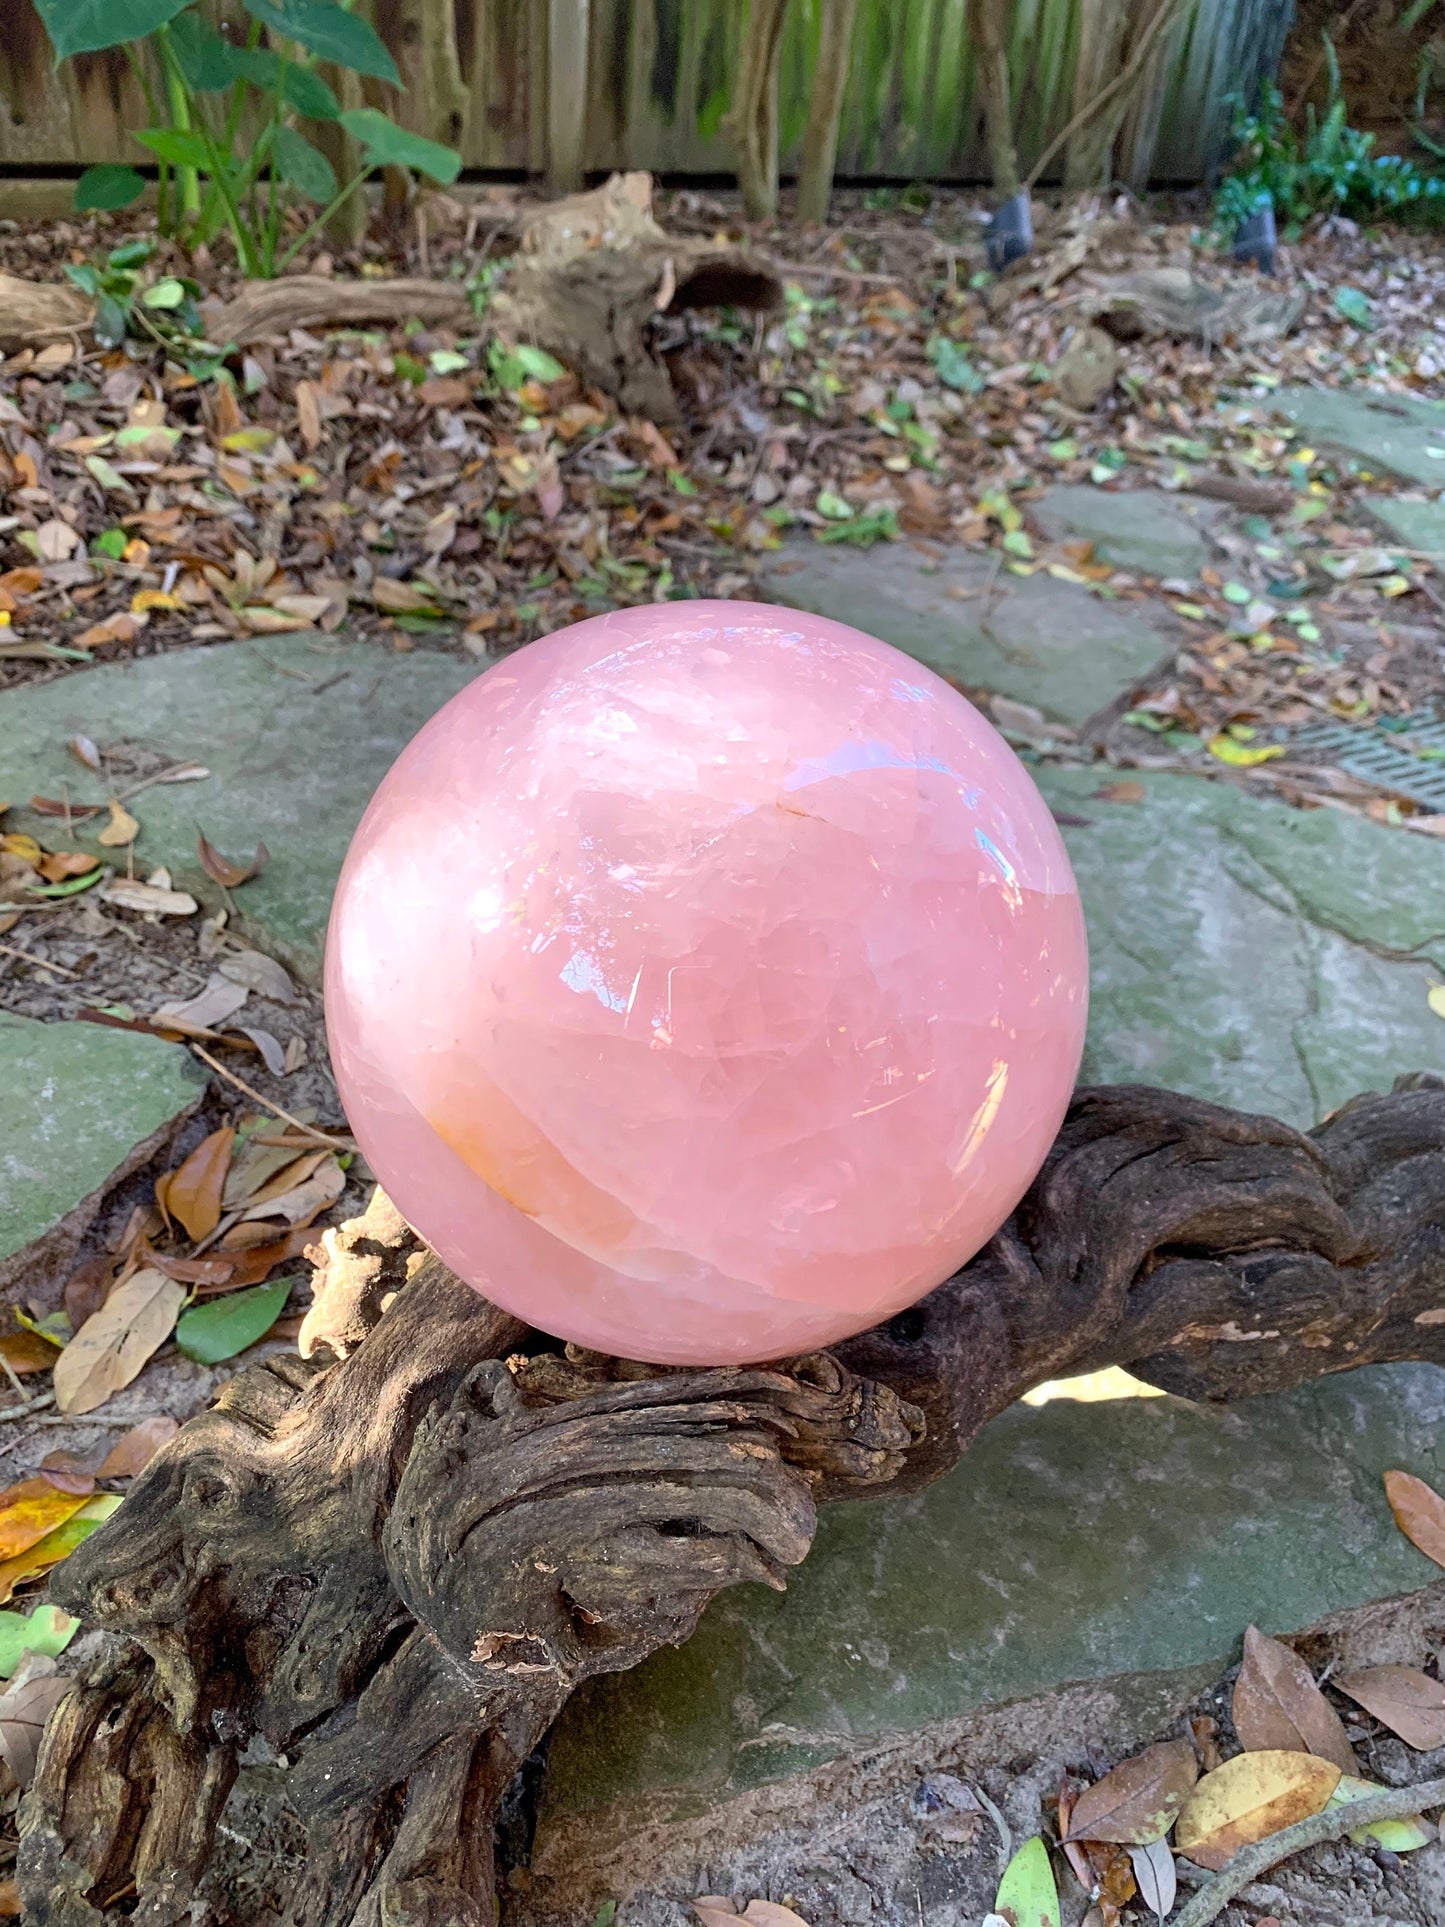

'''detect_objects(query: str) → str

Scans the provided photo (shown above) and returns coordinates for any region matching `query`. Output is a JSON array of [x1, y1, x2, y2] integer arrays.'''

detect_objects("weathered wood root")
[[20, 1077, 1445, 1925]]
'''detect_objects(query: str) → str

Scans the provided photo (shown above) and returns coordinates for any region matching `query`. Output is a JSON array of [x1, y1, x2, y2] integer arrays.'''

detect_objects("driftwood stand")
[[20, 1077, 1445, 1926]]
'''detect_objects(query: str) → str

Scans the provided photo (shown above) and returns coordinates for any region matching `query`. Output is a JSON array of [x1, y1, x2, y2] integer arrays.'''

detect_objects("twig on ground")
[[187, 1042, 352, 1150], [1172, 1774, 1445, 1927], [0, 940, 78, 976], [0, 1391, 56, 1423]]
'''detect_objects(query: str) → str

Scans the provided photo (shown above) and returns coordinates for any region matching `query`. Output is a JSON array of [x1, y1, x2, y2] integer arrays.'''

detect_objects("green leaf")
[[994, 1836, 1060, 1927], [816, 506, 898, 547], [167, 9, 241, 89], [514, 343, 565, 382], [928, 334, 985, 394], [107, 236, 154, 271], [30, 866, 105, 899], [228, 46, 340, 119], [64, 262, 101, 298], [175, 1276, 294, 1366], [92, 528, 129, 560], [278, 61, 341, 121], [33, 0, 190, 60], [143, 277, 188, 310], [0, 1603, 78, 1678], [1328, 1775, 1435, 1852], [94, 293, 130, 350], [337, 108, 462, 184], [816, 488, 854, 520], [273, 124, 337, 202], [135, 127, 214, 174], [245, 0, 400, 85], [74, 164, 146, 212], [1334, 285, 1374, 330], [428, 348, 469, 374]]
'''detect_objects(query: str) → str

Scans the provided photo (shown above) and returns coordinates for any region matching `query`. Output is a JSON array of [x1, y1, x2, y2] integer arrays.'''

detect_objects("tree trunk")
[[726, 0, 793, 221], [21, 1076, 1445, 1925], [972, 0, 1021, 196], [796, 0, 862, 225]]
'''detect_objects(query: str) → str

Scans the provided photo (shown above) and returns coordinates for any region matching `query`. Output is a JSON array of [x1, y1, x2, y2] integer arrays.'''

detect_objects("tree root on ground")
[[20, 1076, 1445, 1925]]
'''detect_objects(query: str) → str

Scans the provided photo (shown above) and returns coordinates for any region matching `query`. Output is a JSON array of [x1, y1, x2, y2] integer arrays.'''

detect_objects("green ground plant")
[[1215, 80, 1445, 235], [35, 0, 461, 277]]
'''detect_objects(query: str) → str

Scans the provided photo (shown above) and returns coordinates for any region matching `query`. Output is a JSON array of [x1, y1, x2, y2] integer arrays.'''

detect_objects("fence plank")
[[2, 0, 1284, 185]]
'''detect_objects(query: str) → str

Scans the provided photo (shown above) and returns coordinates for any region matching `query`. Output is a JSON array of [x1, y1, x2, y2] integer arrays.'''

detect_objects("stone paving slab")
[[1046, 767, 1445, 1125], [1274, 386, 1445, 488], [0, 636, 478, 983], [0, 1012, 204, 1304], [759, 540, 1178, 729], [539, 1362, 1445, 1835], [1029, 485, 1226, 579], [1362, 493, 1445, 559]]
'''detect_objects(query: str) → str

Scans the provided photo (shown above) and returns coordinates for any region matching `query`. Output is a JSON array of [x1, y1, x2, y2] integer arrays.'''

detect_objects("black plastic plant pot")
[[1233, 202, 1277, 273], [985, 192, 1032, 272]]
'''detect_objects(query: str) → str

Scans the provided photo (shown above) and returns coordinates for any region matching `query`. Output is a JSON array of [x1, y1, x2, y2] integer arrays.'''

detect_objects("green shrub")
[[35, 0, 461, 277], [1215, 83, 1445, 232]]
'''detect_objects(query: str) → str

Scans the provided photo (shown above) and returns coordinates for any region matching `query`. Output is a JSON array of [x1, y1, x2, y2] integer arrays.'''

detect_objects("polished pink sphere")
[[325, 601, 1087, 1365]]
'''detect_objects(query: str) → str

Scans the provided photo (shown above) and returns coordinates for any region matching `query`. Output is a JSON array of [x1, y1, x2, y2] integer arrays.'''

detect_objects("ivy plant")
[[35, 0, 461, 277]]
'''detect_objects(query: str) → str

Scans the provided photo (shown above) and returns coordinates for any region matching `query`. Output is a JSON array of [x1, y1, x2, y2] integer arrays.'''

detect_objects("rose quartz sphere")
[[325, 601, 1087, 1365]]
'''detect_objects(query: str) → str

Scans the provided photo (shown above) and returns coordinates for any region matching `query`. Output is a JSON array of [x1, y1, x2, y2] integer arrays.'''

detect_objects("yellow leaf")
[[1206, 735, 1286, 768], [0, 1479, 93, 1563], [96, 799, 139, 848], [1428, 985, 1445, 1021], [1175, 1750, 1340, 1871], [131, 590, 183, 614], [0, 1495, 122, 1605], [220, 427, 277, 453], [52, 1270, 186, 1416], [0, 833, 41, 866], [1328, 1776, 1435, 1853]]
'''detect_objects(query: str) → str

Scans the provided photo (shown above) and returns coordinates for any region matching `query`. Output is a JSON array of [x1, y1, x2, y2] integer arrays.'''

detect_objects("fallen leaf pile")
[[960, 1496, 1445, 1927], [3, 194, 1445, 846]]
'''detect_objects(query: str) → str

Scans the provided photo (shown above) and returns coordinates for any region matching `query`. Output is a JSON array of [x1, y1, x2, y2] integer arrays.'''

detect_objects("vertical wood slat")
[[0, 0, 1286, 186], [548, 0, 592, 189]]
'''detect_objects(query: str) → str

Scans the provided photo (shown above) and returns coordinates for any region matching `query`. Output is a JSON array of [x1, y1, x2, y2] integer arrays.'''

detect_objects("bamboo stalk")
[[725, 0, 793, 219], [972, 0, 1021, 194], [796, 0, 862, 222]]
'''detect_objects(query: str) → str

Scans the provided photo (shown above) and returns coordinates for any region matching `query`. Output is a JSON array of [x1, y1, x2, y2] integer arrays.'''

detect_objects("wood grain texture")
[[20, 1076, 1445, 1924]]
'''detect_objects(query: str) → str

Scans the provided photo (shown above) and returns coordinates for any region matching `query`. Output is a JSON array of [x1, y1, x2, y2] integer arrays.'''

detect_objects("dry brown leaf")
[[1065, 1739, 1198, 1846], [154, 973, 249, 1033], [372, 576, 441, 615], [164, 1126, 236, 1241], [100, 875, 197, 916], [1334, 1666, 1445, 1751], [197, 831, 269, 889], [37, 851, 100, 883], [740, 1905, 812, 1927], [75, 612, 140, 649], [34, 519, 80, 562], [0, 1663, 73, 1787], [97, 1414, 180, 1479], [53, 1269, 186, 1416], [1174, 1750, 1340, 1872], [216, 1227, 318, 1288], [218, 948, 295, 1002], [693, 1907, 740, 1927], [96, 799, 139, 848], [0, 1876, 19, 1916], [239, 1155, 346, 1225], [295, 379, 323, 450], [1232, 1625, 1358, 1774], [1384, 1469, 1445, 1569]]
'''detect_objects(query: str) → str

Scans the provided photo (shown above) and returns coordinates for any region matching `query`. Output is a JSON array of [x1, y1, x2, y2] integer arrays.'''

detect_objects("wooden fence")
[[0, 0, 1291, 188]]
